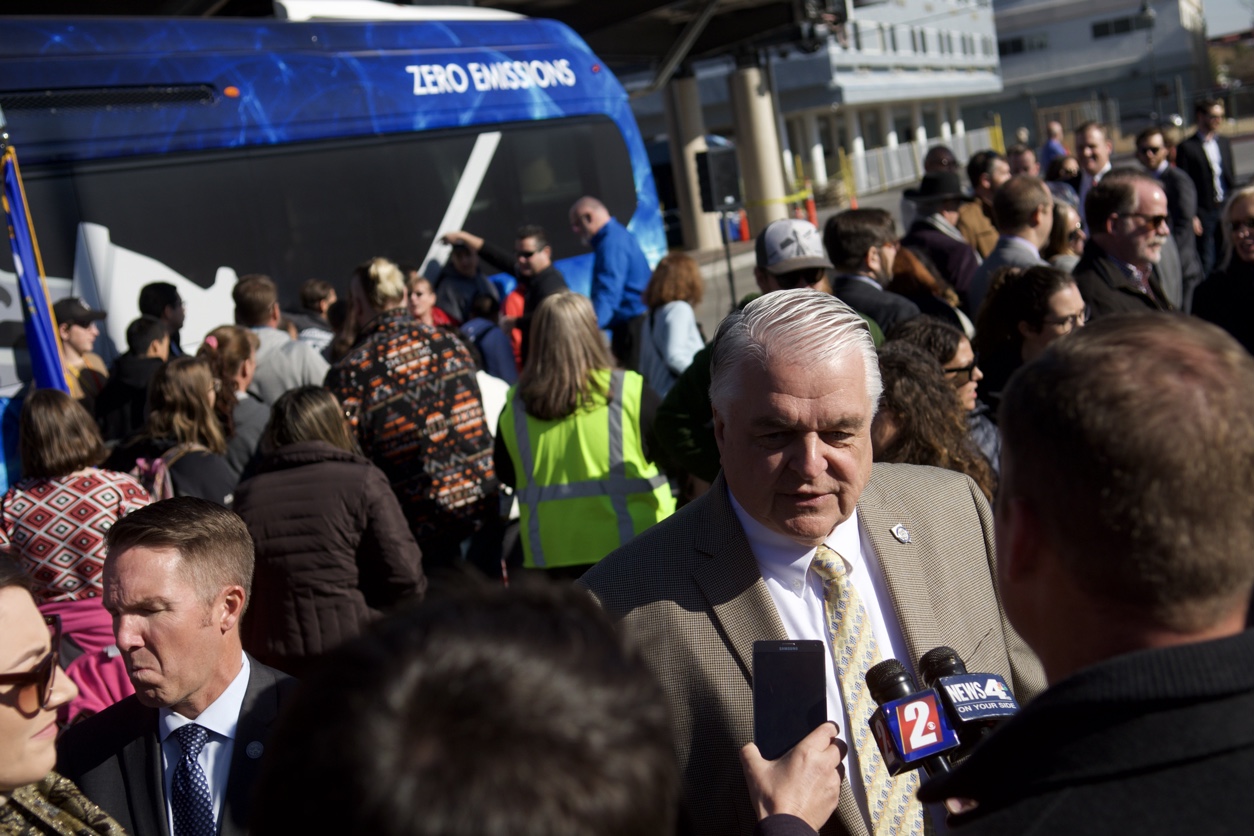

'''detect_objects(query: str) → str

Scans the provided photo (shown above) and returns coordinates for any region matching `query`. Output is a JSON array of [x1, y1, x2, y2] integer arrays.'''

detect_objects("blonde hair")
[[1220, 184, 1254, 271], [517, 292, 614, 421], [353, 257, 407, 311], [145, 357, 227, 454]]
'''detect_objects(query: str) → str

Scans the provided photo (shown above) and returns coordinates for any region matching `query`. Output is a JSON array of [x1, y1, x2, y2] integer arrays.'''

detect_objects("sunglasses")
[[1120, 212, 1170, 230], [943, 352, 980, 383], [1227, 218, 1254, 234], [0, 614, 62, 714], [1135, 145, 1165, 155], [515, 250, 539, 259]]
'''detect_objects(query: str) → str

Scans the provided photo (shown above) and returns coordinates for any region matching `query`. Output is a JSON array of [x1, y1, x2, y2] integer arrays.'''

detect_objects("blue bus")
[[0, 7, 666, 396]]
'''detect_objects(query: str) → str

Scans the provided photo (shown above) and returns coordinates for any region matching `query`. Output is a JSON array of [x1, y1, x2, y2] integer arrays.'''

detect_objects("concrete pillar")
[[912, 100, 927, 147], [882, 104, 898, 148], [952, 100, 966, 135], [844, 106, 867, 194], [663, 75, 722, 252], [940, 100, 953, 141], [803, 110, 829, 189], [728, 61, 789, 233]]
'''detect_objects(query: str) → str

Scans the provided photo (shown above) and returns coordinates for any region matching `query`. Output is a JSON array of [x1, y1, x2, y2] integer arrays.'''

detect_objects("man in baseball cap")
[[52, 297, 109, 410], [753, 218, 834, 293]]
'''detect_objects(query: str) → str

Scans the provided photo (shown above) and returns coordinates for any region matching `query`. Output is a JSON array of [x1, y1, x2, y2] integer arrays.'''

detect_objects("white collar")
[[158, 652, 250, 743]]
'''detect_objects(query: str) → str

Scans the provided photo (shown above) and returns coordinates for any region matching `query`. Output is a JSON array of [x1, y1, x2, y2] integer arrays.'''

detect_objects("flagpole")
[[0, 106, 71, 393]]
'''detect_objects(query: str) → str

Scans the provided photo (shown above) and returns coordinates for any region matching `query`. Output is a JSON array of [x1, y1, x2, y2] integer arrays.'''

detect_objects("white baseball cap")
[[755, 218, 834, 276]]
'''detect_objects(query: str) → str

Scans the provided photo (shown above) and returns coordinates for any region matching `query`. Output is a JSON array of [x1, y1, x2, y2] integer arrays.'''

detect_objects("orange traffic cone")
[[804, 181, 818, 226], [739, 209, 749, 241]]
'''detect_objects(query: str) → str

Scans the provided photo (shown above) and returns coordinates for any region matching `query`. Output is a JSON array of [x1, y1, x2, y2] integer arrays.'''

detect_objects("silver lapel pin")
[[891, 524, 911, 544]]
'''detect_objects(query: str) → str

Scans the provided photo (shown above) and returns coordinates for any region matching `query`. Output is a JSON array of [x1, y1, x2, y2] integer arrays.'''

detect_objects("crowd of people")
[[1, 111, 1253, 836]]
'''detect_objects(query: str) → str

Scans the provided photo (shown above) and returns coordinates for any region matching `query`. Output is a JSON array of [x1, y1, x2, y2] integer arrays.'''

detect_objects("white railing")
[[849, 127, 998, 196]]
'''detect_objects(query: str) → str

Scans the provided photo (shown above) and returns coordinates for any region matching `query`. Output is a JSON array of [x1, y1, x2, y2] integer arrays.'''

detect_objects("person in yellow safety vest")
[[496, 291, 675, 578]]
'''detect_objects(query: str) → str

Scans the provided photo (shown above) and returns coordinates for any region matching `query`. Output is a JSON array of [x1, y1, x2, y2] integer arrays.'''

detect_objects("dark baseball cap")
[[53, 297, 107, 326]]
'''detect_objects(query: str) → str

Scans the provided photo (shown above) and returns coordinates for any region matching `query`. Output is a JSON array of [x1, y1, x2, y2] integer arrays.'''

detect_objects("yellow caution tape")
[[743, 188, 814, 208]]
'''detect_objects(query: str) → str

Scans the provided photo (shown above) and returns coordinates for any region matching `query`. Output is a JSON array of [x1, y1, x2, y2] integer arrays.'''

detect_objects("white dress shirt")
[[730, 493, 911, 828], [1202, 134, 1225, 202], [159, 652, 250, 835]]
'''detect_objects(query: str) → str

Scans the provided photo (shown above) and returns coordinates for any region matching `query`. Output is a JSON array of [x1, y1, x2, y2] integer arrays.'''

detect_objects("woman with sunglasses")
[[1042, 201, 1086, 273], [888, 315, 1000, 477], [0, 560, 124, 835], [1193, 184, 1254, 355]]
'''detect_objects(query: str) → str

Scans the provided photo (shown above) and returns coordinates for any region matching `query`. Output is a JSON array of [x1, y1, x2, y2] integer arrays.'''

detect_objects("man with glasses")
[[1177, 99, 1237, 275], [1072, 170, 1175, 319], [824, 208, 920, 333], [442, 225, 568, 363], [1136, 126, 1204, 309]]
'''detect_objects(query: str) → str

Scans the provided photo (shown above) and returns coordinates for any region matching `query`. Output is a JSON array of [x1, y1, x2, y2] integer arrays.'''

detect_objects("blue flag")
[[2, 146, 68, 393]]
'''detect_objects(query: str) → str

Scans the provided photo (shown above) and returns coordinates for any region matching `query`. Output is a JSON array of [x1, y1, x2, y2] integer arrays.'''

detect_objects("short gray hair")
[[709, 289, 882, 415]]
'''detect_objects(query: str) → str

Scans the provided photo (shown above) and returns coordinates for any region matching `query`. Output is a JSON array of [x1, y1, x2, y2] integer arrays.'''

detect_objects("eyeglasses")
[[0, 615, 62, 713], [1041, 307, 1090, 333], [1119, 212, 1170, 230], [1135, 145, 1165, 156], [515, 250, 538, 259], [1068, 223, 1086, 243], [943, 352, 980, 383], [1227, 218, 1254, 235]]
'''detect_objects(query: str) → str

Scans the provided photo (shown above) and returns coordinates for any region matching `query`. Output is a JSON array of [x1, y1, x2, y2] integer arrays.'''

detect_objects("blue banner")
[[2, 146, 67, 393]]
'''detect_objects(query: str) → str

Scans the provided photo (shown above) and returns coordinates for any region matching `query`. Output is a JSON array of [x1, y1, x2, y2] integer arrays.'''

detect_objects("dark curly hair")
[[973, 265, 1077, 359], [873, 341, 996, 500]]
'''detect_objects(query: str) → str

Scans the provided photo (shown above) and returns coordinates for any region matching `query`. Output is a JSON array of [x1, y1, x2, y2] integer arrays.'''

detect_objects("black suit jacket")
[[1071, 242, 1173, 320], [1176, 132, 1235, 212], [830, 275, 921, 334], [57, 656, 297, 836]]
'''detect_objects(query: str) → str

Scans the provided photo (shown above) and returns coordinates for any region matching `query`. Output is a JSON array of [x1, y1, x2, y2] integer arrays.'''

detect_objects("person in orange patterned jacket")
[[325, 257, 498, 580]]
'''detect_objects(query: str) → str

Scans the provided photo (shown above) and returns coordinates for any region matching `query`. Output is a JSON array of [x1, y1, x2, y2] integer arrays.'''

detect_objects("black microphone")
[[864, 659, 958, 777], [918, 646, 1020, 756]]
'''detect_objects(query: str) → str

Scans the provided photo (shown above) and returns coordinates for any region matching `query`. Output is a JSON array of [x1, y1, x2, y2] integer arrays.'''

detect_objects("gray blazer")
[[57, 656, 297, 836], [967, 236, 1046, 315], [579, 464, 1045, 836]]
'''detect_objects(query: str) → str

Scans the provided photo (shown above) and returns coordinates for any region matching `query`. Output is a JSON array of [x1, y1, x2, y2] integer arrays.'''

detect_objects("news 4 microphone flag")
[[2, 146, 68, 393]]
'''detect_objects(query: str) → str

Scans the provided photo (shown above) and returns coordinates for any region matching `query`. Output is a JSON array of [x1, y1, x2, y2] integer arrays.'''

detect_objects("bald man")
[[569, 196, 651, 363]]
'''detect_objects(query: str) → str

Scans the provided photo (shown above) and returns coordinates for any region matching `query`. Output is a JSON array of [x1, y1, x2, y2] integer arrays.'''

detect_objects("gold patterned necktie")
[[811, 544, 924, 836]]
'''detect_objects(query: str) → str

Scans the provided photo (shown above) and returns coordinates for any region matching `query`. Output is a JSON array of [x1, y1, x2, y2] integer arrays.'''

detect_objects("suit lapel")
[[857, 474, 946, 679], [118, 710, 171, 836], [221, 657, 280, 836], [691, 476, 788, 683]]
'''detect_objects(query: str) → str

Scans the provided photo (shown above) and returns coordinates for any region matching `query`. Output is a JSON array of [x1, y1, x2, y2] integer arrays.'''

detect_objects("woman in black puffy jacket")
[[233, 386, 426, 676]]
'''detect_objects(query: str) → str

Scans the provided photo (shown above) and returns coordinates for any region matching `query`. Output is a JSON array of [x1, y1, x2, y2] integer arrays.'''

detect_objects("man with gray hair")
[[580, 289, 1043, 836]]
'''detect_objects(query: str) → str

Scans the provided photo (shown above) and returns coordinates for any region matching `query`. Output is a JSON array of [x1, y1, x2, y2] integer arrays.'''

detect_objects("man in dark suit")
[[920, 315, 1254, 834], [580, 289, 1044, 836], [1176, 98, 1237, 275], [1136, 126, 1205, 309], [1072, 169, 1174, 318], [58, 498, 297, 836], [824, 208, 921, 333]]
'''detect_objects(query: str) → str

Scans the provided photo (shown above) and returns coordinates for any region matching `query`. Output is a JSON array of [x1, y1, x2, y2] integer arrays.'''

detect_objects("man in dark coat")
[[58, 499, 299, 836], [919, 314, 1254, 835], [823, 207, 920, 333], [1176, 98, 1237, 275], [1135, 125, 1205, 310], [1072, 169, 1173, 319], [900, 170, 982, 310]]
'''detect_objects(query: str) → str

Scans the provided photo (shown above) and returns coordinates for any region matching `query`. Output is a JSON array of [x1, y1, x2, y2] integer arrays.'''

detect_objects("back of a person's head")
[[144, 356, 227, 454], [469, 292, 501, 321], [126, 315, 169, 356], [19, 388, 106, 479], [233, 274, 278, 327], [992, 176, 1049, 233], [300, 279, 335, 313], [263, 386, 358, 454], [643, 253, 703, 309], [251, 581, 678, 836], [138, 282, 179, 318], [1000, 315, 1254, 631], [354, 257, 407, 311], [518, 291, 613, 421], [886, 316, 963, 364], [823, 209, 894, 273]]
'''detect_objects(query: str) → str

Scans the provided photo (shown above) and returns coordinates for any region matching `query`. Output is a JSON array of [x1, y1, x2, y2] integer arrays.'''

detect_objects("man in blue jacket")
[[570, 196, 651, 364]]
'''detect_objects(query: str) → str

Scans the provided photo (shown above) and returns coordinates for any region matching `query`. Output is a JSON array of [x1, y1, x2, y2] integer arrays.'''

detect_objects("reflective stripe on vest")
[[511, 369, 667, 568]]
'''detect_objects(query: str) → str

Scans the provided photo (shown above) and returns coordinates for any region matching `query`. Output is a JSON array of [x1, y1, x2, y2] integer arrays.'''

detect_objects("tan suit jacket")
[[579, 462, 1044, 836]]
